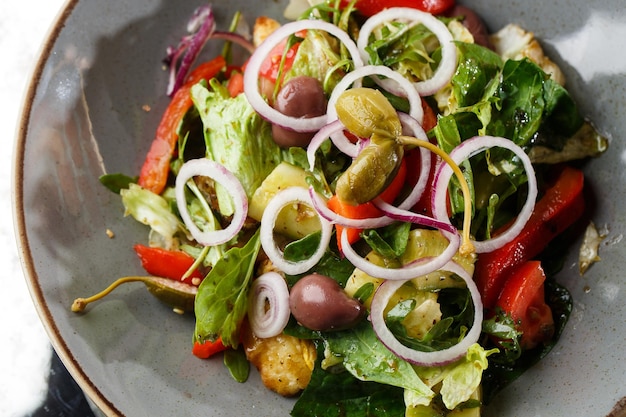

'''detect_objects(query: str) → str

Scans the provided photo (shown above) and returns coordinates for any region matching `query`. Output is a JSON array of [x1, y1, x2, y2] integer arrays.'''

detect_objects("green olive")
[[335, 88, 402, 139], [336, 134, 404, 205]]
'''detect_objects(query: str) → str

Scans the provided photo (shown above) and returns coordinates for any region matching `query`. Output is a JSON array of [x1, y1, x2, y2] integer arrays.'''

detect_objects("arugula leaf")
[[224, 347, 250, 383], [291, 348, 406, 417], [325, 321, 435, 404], [193, 229, 261, 348], [362, 221, 411, 259]]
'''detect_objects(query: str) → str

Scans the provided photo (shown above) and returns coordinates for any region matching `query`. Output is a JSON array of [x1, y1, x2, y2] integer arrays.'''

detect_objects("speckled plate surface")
[[14, 0, 626, 416]]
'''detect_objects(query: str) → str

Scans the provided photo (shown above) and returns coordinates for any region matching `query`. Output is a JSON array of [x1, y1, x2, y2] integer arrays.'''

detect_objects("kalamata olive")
[[446, 5, 494, 50], [289, 273, 364, 331], [335, 134, 404, 205], [335, 88, 402, 139], [271, 76, 327, 148]]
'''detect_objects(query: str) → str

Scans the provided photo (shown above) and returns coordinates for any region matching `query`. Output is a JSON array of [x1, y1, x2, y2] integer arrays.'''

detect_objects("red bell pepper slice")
[[341, 0, 455, 17], [328, 158, 407, 253], [134, 244, 204, 285], [495, 260, 555, 350], [474, 165, 585, 309], [192, 337, 228, 359], [138, 55, 226, 194]]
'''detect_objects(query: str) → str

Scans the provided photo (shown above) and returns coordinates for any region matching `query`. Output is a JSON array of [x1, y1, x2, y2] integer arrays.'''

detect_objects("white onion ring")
[[431, 136, 538, 253], [244, 19, 364, 133], [369, 260, 483, 366], [248, 271, 291, 338], [175, 159, 248, 246], [260, 187, 333, 275], [339, 224, 460, 281], [357, 7, 457, 96]]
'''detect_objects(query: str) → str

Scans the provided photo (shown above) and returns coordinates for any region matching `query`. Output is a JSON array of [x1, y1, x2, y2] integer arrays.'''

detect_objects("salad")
[[73, 0, 608, 415]]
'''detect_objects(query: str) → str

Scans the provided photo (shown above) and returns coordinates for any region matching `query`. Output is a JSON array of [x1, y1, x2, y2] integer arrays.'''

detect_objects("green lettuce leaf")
[[191, 81, 283, 215], [120, 183, 182, 249]]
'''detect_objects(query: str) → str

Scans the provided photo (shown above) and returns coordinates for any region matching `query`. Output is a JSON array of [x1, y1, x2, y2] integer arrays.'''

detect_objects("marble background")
[[2, 0, 67, 415]]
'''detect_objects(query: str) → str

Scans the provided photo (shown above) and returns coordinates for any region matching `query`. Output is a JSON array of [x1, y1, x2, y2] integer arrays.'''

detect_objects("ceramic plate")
[[14, 0, 626, 416]]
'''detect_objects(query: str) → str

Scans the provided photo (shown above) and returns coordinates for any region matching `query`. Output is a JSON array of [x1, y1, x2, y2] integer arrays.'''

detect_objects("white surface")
[[1, 1, 67, 415]]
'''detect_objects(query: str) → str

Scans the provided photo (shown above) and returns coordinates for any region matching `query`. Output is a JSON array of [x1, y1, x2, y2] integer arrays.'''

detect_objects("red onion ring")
[[166, 5, 216, 96], [339, 224, 460, 281], [244, 19, 364, 133], [431, 136, 538, 253], [396, 113, 431, 210], [327, 65, 424, 124], [248, 271, 291, 338], [175, 159, 248, 246], [260, 187, 333, 275], [306, 120, 347, 170], [369, 260, 483, 366], [357, 7, 458, 96]]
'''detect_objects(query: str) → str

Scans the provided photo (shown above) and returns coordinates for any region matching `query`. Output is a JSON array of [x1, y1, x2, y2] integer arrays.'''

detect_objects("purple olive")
[[271, 76, 327, 148], [289, 274, 364, 331], [446, 5, 494, 50]]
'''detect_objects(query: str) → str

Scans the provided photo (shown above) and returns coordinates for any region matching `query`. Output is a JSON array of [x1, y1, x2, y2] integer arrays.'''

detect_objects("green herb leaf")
[[325, 321, 434, 401], [224, 347, 250, 383], [193, 229, 261, 348], [99, 173, 137, 194]]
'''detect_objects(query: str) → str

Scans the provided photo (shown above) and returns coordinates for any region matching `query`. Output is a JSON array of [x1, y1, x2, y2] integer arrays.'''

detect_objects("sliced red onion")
[[307, 120, 348, 169], [396, 113, 431, 210], [175, 159, 248, 246], [327, 65, 424, 125], [260, 187, 333, 275], [357, 7, 457, 96], [369, 260, 483, 366], [244, 19, 364, 133], [339, 224, 460, 281], [309, 187, 394, 229], [248, 271, 291, 338], [373, 199, 456, 234], [431, 136, 538, 253], [166, 5, 216, 96], [212, 31, 256, 54]]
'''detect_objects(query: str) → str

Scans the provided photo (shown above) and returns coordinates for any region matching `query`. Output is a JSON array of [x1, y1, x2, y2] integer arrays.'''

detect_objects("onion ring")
[[260, 187, 333, 275], [431, 136, 538, 253], [175, 159, 248, 246], [369, 260, 483, 366], [244, 19, 364, 133], [357, 7, 457, 96], [248, 271, 291, 338]]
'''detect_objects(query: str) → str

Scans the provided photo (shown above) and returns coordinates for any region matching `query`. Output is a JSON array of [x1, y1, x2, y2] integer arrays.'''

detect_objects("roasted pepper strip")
[[134, 244, 204, 285], [328, 158, 407, 253], [192, 337, 228, 359], [495, 260, 555, 350], [474, 165, 585, 309], [138, 55, 226, 194]]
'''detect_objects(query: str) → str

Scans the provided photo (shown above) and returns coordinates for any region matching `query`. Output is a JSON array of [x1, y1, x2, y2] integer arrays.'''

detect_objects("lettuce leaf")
[[191, 81, 283, 216], [120, 183, 182, 249]]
